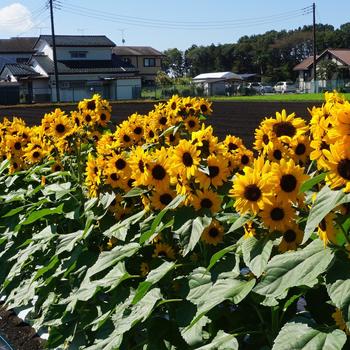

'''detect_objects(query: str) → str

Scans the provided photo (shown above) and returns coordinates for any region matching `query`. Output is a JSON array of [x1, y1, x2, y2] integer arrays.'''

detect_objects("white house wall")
[[34, 41, 53, 60], [56, 47, 112, 60], [0, 67, 17, 82]]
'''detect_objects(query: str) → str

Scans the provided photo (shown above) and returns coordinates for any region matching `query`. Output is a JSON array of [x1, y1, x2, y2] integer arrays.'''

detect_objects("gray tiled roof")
[[113, 46, 163, 56], [0, 37, 37, 53], [32, 55, 138, 75], [3, 63, 40, 77], [38, 35, 115, 47]]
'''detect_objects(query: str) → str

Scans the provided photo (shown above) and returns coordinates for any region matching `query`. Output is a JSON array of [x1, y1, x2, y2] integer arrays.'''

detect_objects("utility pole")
[[50, 0, 60, 102], [313, 2, 317, 93]]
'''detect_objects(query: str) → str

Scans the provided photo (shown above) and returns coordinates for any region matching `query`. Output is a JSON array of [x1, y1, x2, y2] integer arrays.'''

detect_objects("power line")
[[57, 4, 312, 30]]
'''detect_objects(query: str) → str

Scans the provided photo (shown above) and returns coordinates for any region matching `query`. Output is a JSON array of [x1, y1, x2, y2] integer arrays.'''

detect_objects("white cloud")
[[0, 3, 35, 34]]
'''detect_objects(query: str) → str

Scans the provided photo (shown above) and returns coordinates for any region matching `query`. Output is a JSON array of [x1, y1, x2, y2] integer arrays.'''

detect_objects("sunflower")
[[317, 212, 337, 246], [310, 136, 331, 169], [49, 110, 75, 138], [254, 125, 275, 155], [150, 187, 176, 210], [78, 94, 103, 114], [129, 146, 151, 187], [167, 95, 182, 115], [223, 135, 244, 154], [260, 199, 296, 232], [230, 157, 274, 215], [96, 109, 111, 127], [323, 142, 350, 192], [271, 158, 309, 203], [196, 98, 212, 116], [144, 147, 171, 189], [201, 219, 224, 246], [233, 147, 254, 170], [266, 140, 291, 163], [172, 139, 200, 179], [191, 188, 222, 214], [85, 154, 102, 197], [5, 134, 26, 156], [290, 135, 311, 165], [115, 125, 134, 148], [243, 221, 256, 239], [51, 159, 63, 173], [164, 131, 180, 146], [195, 155, 229, 189], [24, 146, 46, 164], [191, 125, 221, 158], [81, 110, 97, 126], [184, 116, 201, 133], [264, 109, 308, 142], [278, 224, 303, 252], [153, 242, 176, 260]]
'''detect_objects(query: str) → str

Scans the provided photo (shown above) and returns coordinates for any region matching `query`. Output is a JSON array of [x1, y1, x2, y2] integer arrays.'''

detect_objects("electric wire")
[[57, 4, 312, 30]]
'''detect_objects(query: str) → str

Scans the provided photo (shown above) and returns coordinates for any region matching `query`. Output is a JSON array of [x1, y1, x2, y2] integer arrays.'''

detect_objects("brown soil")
[[0, 101, 319, 146], [0, 306, 45, 350]]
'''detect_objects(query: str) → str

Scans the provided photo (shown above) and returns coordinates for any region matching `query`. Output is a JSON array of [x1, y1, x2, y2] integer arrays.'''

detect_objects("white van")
[[274, 81, 297, 93]]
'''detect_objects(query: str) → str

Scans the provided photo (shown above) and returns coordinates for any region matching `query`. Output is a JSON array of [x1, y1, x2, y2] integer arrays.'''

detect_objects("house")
[[112, 46, 164, 85], [294, 49, 350, 92], [0, 35, 142, 103], [0, 37, 37, 72], [192, 71, 242, 96]]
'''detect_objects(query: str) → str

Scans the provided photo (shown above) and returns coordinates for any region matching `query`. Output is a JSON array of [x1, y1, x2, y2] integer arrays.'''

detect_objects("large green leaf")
[[242, 236, 273, 277], [326, 255, 350, 329], [304, 186, 350, 243], [299, 172, 327, 193], [254, 239, 334, 299], [132, 261, 176, 304], [22, 203, 64, 225], [196, 330, 238, 350], [178, 216, 212, 256], [186, 268, 255, 328], [272, 317, 346, 350]]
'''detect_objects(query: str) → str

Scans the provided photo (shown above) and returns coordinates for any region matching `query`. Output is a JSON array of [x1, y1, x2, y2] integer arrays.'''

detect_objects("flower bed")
[[0, 92, 350, 349]]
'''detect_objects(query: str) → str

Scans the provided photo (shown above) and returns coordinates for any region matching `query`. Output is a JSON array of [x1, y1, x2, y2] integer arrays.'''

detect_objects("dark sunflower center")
[[244, 184, 261, 202], [270, 207, 284, 221], [283, 229, 296, 243], [171, 102, 176, 110], [87, 100, 96, 110], [241, 155, 249, 165], [149, 130, 155, 138], [273, 121, 296, 138], [134, 126, 142, 135], [159, 116, 167, 125], [209, 165, 219, 178], [13, 162, 18, 169], [128, 179, 135, 188], [200, 140, 210, 157], [111, 173, 119, 181], [228, 142, 238, 151], [209, 227, 219, 238], [111, 199, 117, 206], [182, 152, 193, 167], [158, 250, 167, 258], [22, 133, 28, 139], [152, 165, 166, 180], [14, 142, 21, 150], [188, 108, 195, 115], [169, 134, 175, 142], [85, 114, 92, 122], [54, 164, 61, 172], [123, 134, 131, 143], [320, 141, 329, 150], [201, 198, 213, 209], [33, 151, 40, 159], [160, 193, 173, 205], [188, 120, 196, 128], [115, 158, 126, 170], [295, 143, 306, 155], [262, 134, 269, 145], [200, 104, 208, 113], [93, 166, 98, 174], [100, 113, 107, 121], [273, 149, 282, 160], [55, 123, 65, 133], [75, 117, 80, 126], [337, 159, 350, 180], [138, 160, 144, 173], [280, 174, 297, 192]]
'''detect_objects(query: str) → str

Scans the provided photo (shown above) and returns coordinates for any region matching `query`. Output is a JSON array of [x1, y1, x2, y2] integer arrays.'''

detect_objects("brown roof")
[[294, 49, 350, 71], [0, 37, 37, 53], [293, 55, 320, 71], [113, 46, 163, 56]]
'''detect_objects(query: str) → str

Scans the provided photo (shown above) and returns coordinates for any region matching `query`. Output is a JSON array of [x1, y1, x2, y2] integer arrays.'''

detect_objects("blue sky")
[[0, 0, 350, 51]]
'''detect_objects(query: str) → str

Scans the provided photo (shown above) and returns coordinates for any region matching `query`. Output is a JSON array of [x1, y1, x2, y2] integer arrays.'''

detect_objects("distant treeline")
[[162, 23, 350, 82]]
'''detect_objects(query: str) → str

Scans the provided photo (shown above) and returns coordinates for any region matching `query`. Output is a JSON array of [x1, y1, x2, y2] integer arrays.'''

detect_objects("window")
[[70, 51, 87, 58], [144, 58, 156, 67], [122, 57, 131, 64]]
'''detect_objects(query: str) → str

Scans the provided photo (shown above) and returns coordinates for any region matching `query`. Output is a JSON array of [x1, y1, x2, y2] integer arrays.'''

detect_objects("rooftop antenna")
[[120, 29, 126, 44]]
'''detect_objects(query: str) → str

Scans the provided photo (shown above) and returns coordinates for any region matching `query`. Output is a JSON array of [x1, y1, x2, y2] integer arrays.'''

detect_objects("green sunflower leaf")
[[196, 330, 238, 350], [254, 239, 334, 299], [326, 254, 350, 329], [272, 317, 346, 350], [299, 172, 327, 193], [304, 186, 350, 243]]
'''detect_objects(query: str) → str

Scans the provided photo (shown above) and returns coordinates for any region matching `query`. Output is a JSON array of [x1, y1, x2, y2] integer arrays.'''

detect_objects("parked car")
[[274, 81, 297, 93], [261, 84, 274, 93], [247, 82, 265, 95]]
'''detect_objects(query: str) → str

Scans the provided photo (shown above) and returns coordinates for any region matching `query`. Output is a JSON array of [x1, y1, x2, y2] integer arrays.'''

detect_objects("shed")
[[192, 71, 242, 96]]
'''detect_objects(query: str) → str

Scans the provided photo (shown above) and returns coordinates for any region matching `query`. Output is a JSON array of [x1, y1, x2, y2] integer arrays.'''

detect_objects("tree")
[[317, 60, 339, 80], [162, 48, 186, 78]]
